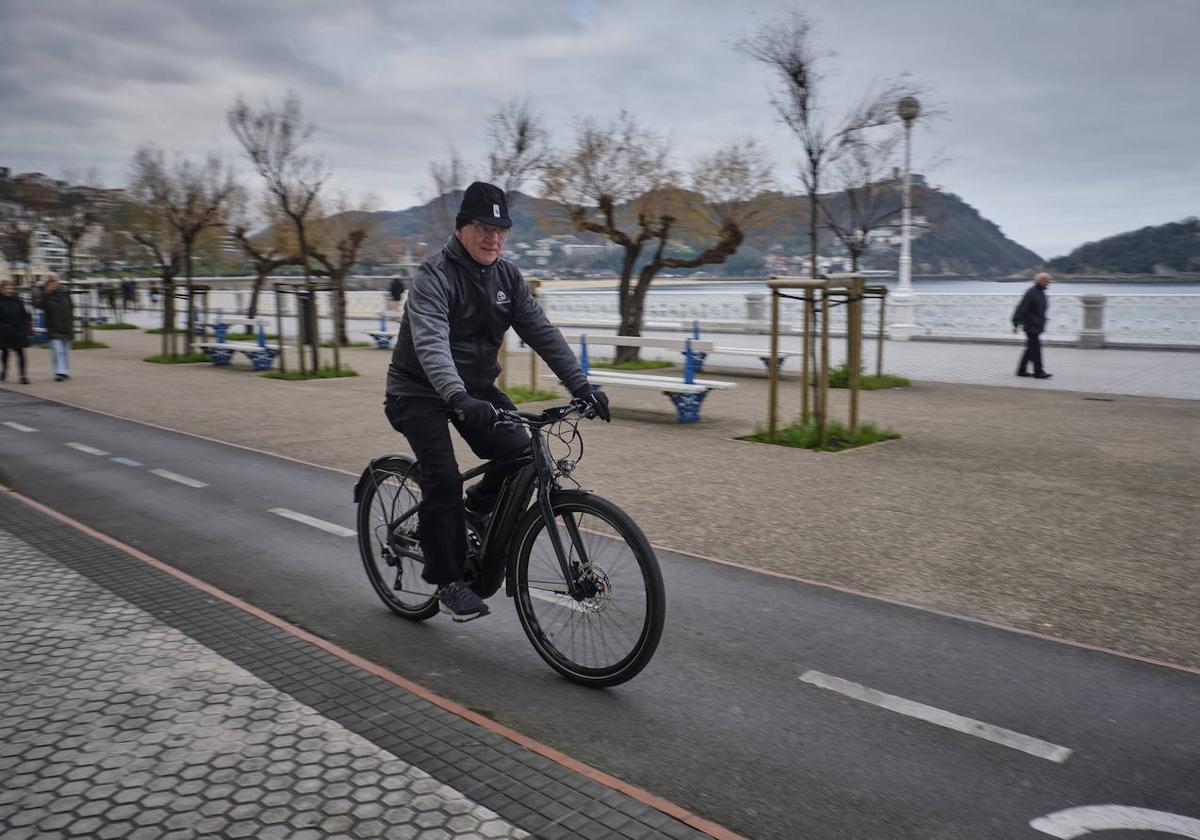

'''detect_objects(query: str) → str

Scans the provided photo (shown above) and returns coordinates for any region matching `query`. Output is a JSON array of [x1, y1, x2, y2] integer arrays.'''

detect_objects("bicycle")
[[354, 398, 666, 687]]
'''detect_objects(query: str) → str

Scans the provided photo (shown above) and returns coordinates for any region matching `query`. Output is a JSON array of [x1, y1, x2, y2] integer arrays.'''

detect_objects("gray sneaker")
[[437, 581, 490, 622]]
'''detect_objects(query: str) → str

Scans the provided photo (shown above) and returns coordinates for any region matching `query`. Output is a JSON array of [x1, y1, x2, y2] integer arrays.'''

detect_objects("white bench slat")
[[197, 341, 281, 352], [562, 334, 715, 351], [586, 370, 737, 390], [711, 347, 798, 358]]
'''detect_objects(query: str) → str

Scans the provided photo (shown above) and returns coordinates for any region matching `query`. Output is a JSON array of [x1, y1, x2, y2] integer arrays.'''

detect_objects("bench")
[[680, 322, 797, 373], [367, 330, 395, 350], [554, 333, 735, 423], [196, 340, 281, 371]]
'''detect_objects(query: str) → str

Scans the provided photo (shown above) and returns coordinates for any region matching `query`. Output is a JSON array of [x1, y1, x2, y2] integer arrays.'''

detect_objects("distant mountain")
[[329, 182, 1044, 278], [1048, 217, 1200, 274]]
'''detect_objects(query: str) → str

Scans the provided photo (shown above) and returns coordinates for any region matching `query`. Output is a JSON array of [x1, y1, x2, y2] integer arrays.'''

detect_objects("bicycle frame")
[[354, 403, 595, 602]]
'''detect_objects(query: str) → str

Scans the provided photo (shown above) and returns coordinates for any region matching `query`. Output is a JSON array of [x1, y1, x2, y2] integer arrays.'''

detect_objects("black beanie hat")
[[455, 181, 512, 230]]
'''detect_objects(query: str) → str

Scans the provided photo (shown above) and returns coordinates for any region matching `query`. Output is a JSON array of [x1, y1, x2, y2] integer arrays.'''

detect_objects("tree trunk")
[[248, 270, 267, 319], [184, 244, 195, 355], [334, 273, 349, 346]]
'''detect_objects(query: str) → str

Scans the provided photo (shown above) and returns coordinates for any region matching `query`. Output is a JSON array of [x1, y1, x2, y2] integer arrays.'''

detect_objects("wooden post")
[[768, 290, 780, 442], [529, 279, 541, 389], [848, 275, 863, 432], [498, 333, 508, 390], [819, 287, 831, 448], [801, 289, 813, 422], [328, 290, 341, 374], [876, 290, 886, 377], [274, 286, 287, 374]]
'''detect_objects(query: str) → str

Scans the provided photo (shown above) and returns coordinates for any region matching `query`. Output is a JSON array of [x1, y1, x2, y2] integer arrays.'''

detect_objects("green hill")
[[1048, 217, 1200, 274]]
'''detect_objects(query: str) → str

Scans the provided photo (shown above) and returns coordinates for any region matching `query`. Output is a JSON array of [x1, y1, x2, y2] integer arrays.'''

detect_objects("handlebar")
[[495, 397, 595, 428]]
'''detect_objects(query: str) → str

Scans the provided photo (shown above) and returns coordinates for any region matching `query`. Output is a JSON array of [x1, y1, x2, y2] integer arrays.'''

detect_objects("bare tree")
[[487, 97, 551, 207], [42, 186, 105, 286], [0, 218, 36, 284], [820, 129, 903, 270], [230, 202, 301, 321], [544, 113, 768, 362], [229, 92, 328, 368], [115, 195, 185, 356], [738, 12, 911, 279], [426, 146, 466, 241], [130, 146, 241, 352], [308, 193, 377, 346]]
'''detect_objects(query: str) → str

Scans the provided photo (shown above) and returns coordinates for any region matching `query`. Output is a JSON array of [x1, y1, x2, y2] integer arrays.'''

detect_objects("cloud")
[[1, 0, 1197, 258]]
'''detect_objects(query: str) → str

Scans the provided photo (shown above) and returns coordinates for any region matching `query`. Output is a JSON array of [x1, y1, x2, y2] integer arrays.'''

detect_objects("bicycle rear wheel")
[[357, 456, 439, 621], [512, 491, 665, 687]]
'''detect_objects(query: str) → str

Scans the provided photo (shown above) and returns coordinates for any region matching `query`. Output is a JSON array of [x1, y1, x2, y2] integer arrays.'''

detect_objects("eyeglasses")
[[471, 221, 510, 240]]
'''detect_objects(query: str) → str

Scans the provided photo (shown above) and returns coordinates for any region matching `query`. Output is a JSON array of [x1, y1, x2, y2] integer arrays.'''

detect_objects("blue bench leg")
[[692, 351, 708, 373], [373, 336, 393, 350], [205, 348, 234, 366], [245, 350, 277, 371], [759, 356, 786, 372], [666, 390, 709, 423]]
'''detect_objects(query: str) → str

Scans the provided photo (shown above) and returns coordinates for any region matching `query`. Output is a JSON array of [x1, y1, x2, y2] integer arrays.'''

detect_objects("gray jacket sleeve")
[[510, 277, 589, 396], [407, 263, 468, 402]]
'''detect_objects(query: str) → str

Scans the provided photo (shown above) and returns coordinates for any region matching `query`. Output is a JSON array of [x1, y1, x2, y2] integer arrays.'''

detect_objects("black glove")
[[573, 385, 611, 422], [449, 392, 498, 430]]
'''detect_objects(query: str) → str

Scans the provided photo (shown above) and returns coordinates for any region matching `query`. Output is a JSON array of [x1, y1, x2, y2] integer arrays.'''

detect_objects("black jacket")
[[0, 294, 33, 349], [38, 287, 75, 340], [1012, 284, 1048, 334], [386, 235, 587, 402]]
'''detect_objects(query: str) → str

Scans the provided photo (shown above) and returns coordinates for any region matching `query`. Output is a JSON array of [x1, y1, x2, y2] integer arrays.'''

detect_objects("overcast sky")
[[2, 0, 1197, 258]]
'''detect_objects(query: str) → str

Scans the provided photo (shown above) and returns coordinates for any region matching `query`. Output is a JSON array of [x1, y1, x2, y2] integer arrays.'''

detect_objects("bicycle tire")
[[512, 490, 665, 687], [356, 456, 439, 621]]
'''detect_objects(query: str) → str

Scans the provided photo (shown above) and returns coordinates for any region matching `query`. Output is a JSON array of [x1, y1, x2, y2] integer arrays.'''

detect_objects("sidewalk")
[[0, 491, 716, 840], [3, 327, 1199, 675]]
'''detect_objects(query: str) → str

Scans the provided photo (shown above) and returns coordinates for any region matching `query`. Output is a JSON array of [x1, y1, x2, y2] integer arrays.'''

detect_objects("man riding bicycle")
[[384, 181, 610, 622]]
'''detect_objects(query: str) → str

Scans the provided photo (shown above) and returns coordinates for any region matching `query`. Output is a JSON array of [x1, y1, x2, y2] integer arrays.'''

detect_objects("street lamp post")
[[892, 95, 920, 341]]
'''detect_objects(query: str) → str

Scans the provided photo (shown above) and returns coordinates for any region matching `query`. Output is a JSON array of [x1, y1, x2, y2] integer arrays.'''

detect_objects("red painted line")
[[12, 390, 1200, 679], [2, 486, 746, 840]]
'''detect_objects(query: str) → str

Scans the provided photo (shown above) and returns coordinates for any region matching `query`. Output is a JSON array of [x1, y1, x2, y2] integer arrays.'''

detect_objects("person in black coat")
[[1012, 272, 1052, 379], [0, 278, 33, 384], [37, 274, 75, 381]]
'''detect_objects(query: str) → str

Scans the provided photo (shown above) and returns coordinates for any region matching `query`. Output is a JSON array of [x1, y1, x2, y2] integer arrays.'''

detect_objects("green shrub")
[[320, 340, 372, 348], [72, 339, 108, 350], [262, 366, 359, 381], [503, 385, 560, 404], [742, 419, 900, 452], [93, 322, 138, 330], [828, 364, 911, 390], [143, 352, 211, 364]]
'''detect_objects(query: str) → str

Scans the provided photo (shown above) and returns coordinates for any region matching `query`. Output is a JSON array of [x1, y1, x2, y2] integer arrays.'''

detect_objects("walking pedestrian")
[[388, 274, 406, 311], [1012, 272, 1052, 379], [37, 274, 75, 381], [0, 279, 33, 384]]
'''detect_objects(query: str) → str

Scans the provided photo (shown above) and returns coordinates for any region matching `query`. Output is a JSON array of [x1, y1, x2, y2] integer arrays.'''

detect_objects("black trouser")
[[1, 348, 27, 380], [1018, 329, 1045, 375], [384, 385, 529, 586]]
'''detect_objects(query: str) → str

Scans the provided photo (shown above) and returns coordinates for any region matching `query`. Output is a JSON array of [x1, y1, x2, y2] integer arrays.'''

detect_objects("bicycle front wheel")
[[357, 456, 439, 621], [513, 491, 665, 687]]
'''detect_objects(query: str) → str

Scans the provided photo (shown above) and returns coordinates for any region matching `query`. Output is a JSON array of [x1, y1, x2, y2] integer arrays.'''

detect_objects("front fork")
[[532, 434, 590, 600]]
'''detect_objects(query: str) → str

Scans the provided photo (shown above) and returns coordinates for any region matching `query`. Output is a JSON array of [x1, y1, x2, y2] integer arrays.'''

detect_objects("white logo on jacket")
[[496, 289, 509, 304]]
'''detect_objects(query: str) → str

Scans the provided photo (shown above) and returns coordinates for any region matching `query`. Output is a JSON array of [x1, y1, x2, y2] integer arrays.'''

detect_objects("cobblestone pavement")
[[0, 495, 713, 840]]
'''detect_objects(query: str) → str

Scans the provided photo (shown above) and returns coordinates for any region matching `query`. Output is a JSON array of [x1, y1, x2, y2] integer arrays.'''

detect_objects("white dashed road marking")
[[1031, 805, 1200, 838], [799, 670, 1073, 763], [65, 442, 110, 456], [112, 457, 143, 467], [150, 469, 209, 489], [268, 508, 356, 538], [2, 421, 36, 432]]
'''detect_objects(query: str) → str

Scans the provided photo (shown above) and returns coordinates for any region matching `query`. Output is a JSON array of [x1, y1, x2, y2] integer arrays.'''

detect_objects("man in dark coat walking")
[[0, 278, 33, 384], [1012, 272, 1052, 379], [37, 274, 75, 381]]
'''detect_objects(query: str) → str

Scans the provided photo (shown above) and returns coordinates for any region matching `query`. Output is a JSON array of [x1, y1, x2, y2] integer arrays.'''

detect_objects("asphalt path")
[[2, 389, 1198, 840]]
